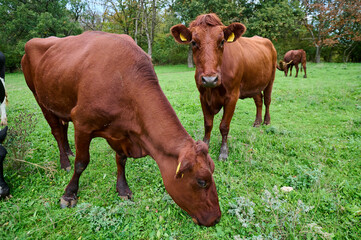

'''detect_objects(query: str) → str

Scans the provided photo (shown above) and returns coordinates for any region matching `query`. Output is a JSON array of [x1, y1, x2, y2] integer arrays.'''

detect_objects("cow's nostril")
[[201, 76, 207, 84], [201, 76, 218, 87]]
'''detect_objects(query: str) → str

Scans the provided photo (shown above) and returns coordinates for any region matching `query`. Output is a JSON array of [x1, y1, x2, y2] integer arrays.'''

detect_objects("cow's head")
[[171, 14, 246, 88], [162, 141, 221, 226], [277, 60, 293, 76]]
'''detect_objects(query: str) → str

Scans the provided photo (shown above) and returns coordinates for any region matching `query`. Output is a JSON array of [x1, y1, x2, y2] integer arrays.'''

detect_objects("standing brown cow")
[[21, 31, 221, 226], [277, 49, 307, 78], [171, 14, 277, 160]]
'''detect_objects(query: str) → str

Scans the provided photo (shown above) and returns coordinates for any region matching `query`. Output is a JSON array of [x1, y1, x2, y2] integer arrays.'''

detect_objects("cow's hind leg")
[[39, 104, 73, 171], [303, 63, 307, 78], [263, 78, 275, 126], [116, 153, 133, 199], [253, 93, 263, 127], [60, 130, 91, 208], [295, 64, 299, 77]]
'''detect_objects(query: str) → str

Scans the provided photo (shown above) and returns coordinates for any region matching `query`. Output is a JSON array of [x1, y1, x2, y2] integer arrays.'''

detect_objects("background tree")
[[0, 0, 82, 71], [0, 0, 360, 71], [302, 0, 361, 63], [333, 1, 361, 62], [71, 0, 106, 31], [241, 0, 306, 60]]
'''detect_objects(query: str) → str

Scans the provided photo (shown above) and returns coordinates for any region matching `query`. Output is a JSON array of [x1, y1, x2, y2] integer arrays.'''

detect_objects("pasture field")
[[0, 63, 360, 239]]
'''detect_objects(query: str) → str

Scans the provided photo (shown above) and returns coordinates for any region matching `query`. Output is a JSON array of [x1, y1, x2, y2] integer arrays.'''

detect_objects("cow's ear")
[[175, 158, 194, 179], [223, 23, 246, 43], [171, 24, 192, 44]]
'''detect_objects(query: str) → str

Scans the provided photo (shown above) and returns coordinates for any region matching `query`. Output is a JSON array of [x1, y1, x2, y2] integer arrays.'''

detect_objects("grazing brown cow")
[[171, 14, 277, 160], [277, 49, 307, 78], [21, 31, 221, 226]]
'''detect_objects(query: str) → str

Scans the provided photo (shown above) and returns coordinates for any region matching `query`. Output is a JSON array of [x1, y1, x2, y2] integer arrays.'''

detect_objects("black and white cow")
[[0, 126, 8, 198], [0, 51, 9, 198], [0, 51, 7, 125]]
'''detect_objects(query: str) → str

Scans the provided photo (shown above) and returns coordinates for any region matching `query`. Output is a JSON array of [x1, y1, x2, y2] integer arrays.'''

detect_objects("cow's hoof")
[[67, 150, 75, 157], [219, 145, 228, 161], [119, 193, 133, 200], [118, 189, 133, 200], [60, 196, 77, 208], [253, 121, 261, 127], [60, 164, 71, 172], [1, 119, 7, 126], [263, 121, 270, 126], [0, 184, 10, 199], [218, 153, 228, 161]]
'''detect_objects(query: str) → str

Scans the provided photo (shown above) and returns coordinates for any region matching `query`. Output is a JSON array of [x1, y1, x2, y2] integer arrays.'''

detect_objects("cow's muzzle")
[[201, 75, 219, 88], [192, 214, 221, 227]]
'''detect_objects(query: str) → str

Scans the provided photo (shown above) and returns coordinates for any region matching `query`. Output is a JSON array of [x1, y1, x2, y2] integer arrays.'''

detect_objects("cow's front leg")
[[60, 131, 91, 208], [116, 153, 133, 200], [253, 93, 263, 127], [219, 99, 238, 160], [200, 100, 215, 146], [289, 65, 293, 76]]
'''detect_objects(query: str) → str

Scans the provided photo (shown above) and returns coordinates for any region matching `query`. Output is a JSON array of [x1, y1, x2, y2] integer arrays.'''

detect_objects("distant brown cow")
[[277, 49, 307, 78], [21, 31, 221, 226], [171, 14, 277, 160]]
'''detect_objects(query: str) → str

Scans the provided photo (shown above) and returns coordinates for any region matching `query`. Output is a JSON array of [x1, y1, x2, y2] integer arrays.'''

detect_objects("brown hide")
[[277, 49, 307, 78], [21, 31, 221, 226], [171, 14, 277, 160]]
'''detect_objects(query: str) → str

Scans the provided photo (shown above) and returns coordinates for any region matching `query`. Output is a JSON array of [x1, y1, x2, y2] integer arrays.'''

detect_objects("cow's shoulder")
[[25, 37, 60, 55]]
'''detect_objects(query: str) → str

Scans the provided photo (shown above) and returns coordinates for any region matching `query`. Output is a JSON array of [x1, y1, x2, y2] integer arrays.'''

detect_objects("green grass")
[[0, 63, 360, 239]]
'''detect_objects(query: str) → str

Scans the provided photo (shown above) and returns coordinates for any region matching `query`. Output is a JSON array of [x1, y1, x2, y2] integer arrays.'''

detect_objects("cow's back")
[[284, 50, 305, 64], [22, 31, 151, 120], [223, 36, 277, 98]]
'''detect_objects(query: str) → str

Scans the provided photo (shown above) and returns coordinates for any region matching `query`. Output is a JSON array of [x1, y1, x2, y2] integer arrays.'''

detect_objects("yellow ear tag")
[[176, 162, 184, 178], [180, 33, 187, 42], [227, 32, 235, 42]]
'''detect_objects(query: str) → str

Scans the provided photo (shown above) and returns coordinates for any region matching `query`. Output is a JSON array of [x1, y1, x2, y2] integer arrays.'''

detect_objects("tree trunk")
[[151, 0, 156, 44], [187, 46, 193, 68], [343, 43, 356, 63], [134, 17, 138, 44], [315, 45, 321, 63], [134, 1, 141, 45]]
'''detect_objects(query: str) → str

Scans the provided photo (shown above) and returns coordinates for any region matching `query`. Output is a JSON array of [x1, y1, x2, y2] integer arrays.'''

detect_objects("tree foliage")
[[0, 0, 82, 71], [303, 0, 361, 62], [0, 0, 360, 71]]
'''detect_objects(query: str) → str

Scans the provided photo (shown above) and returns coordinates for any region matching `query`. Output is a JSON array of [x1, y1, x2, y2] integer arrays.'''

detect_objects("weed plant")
[[0, 63, 360, 239]]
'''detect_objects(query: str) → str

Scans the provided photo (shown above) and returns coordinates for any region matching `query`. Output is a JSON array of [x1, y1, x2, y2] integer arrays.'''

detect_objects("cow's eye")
[[197, 179, 207, 188], [220, 40, 225, 48], [191, 41, 198, 48]]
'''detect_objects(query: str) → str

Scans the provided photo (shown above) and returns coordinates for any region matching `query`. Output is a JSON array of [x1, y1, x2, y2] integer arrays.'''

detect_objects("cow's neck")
[[134, 82, 192, 161]]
